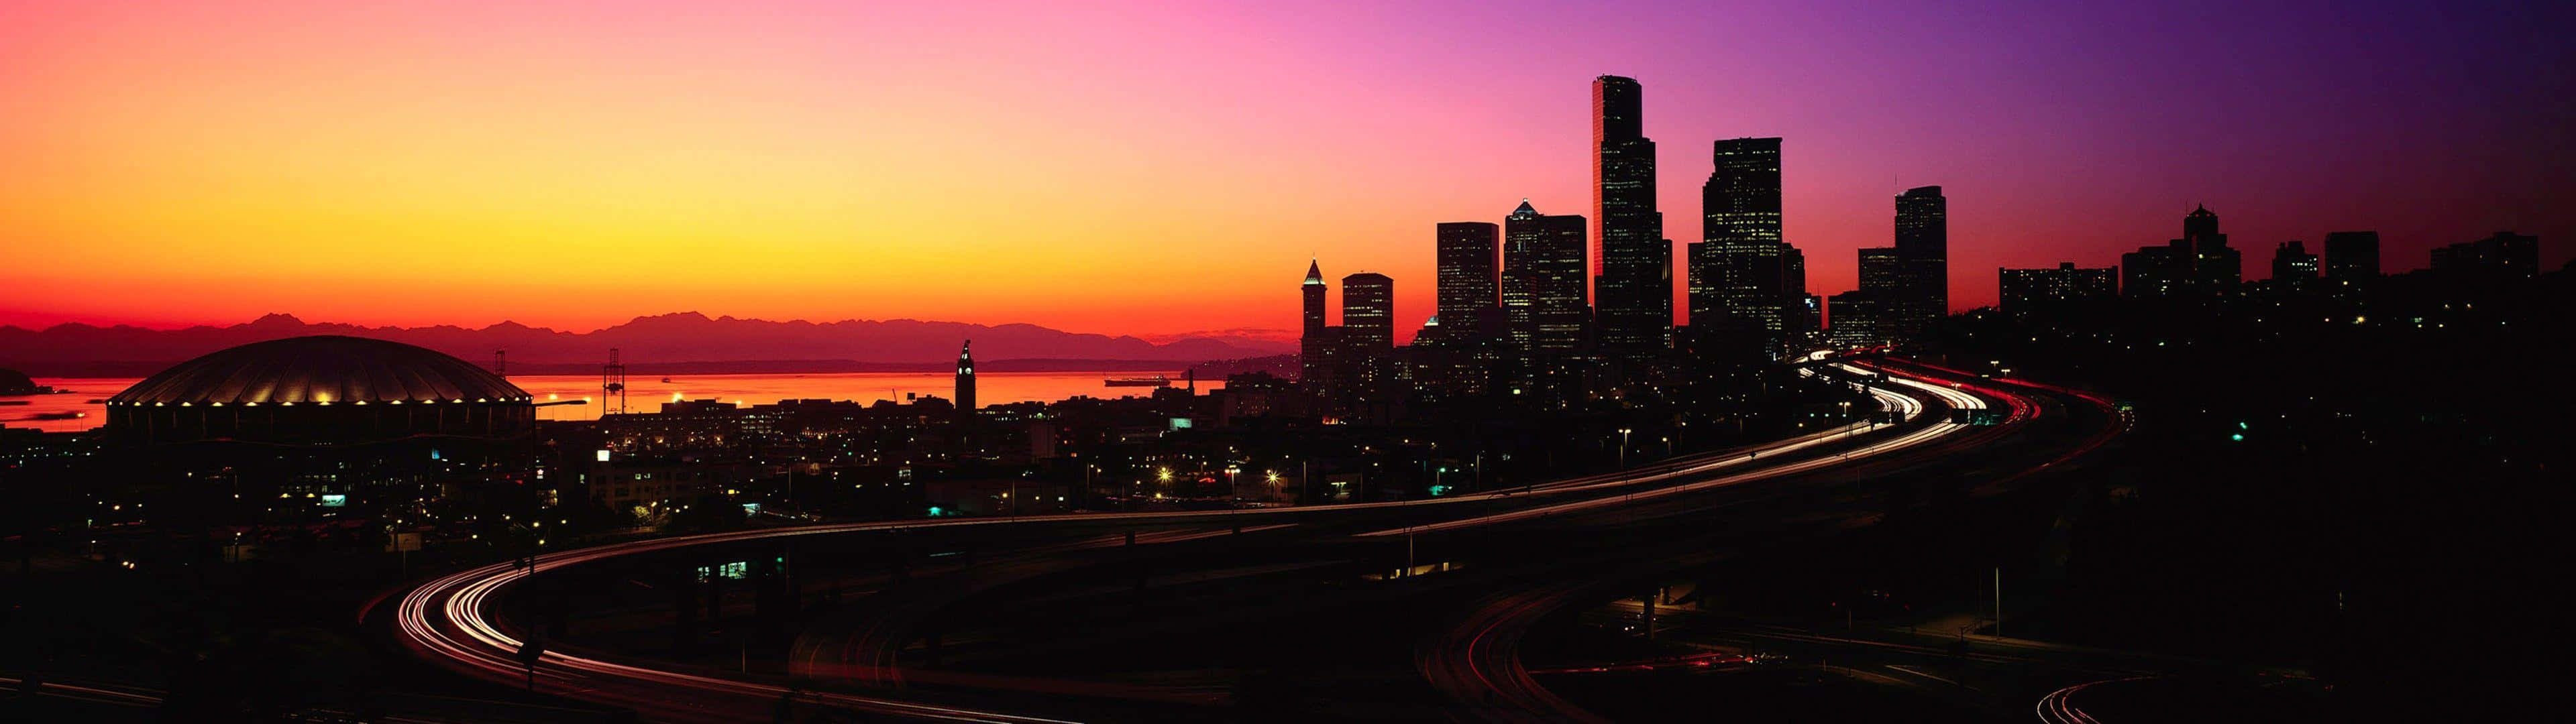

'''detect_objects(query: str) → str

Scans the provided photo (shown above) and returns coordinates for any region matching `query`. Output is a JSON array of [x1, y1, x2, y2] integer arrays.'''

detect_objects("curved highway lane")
[[1415, 365, 2124, 722], [392, 359, 2001, 722]]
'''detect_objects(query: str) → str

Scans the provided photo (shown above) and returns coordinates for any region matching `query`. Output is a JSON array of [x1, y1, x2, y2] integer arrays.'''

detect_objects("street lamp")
[[1617, 428, 1635, 503], [1617, 428, 1633, 469]]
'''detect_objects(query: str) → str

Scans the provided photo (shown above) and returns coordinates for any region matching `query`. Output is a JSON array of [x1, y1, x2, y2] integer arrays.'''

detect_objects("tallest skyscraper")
[[1591, 75, 1669, 357]]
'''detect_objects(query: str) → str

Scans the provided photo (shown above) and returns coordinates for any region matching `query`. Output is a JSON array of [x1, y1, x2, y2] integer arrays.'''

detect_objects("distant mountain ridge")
[[0, 312, 1295, 377]]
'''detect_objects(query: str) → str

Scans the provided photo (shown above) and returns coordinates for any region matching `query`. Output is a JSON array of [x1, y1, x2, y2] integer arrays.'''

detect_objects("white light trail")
[[399, 358, 2000, 722]]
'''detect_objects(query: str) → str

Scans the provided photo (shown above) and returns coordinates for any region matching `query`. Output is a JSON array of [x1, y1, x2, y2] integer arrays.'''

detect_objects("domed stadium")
[[105, 336, 535, 444]]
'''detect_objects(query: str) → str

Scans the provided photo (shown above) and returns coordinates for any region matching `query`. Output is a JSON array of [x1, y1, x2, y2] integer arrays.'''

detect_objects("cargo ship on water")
[[1103, 376, 1172, 388]]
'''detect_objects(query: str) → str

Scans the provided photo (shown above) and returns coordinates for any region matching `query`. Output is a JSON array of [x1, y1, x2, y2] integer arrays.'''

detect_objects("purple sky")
[[1, 1, 2568, 334]]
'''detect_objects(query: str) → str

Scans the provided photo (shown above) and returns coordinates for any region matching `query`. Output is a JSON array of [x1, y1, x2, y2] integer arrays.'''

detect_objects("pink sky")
[[3, 1, 2567, 339]]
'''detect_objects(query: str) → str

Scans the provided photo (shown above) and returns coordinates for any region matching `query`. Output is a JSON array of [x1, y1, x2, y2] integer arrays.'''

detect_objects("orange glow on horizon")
[[8, 3, 2561, 339]]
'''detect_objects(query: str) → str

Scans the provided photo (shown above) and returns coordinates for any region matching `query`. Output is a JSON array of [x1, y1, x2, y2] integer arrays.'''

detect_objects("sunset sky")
[[3, 1, 2569, 341]]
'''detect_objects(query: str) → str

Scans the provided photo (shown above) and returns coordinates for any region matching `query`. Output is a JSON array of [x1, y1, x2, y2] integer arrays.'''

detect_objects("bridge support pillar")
[[753, 555, 784, 641], [1642, 587, 1658, 640], [673, 567, 700, 654], [706, 562, 727, 627]]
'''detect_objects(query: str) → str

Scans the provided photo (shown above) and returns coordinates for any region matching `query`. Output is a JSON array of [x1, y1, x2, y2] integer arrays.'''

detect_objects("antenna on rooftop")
[[601, 349, 628, 416]]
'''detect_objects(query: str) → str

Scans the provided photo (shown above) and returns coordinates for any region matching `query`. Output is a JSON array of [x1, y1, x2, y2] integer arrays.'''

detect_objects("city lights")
[[1, 8, 2551, 722]]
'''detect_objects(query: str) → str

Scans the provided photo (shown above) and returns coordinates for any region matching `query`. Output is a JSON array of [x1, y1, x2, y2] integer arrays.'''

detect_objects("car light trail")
[[1359, 362, 1978, 537], [398, 359, 1990, 722], [2036, 677, 2149, 723], [1415, 367, 2113, 724]]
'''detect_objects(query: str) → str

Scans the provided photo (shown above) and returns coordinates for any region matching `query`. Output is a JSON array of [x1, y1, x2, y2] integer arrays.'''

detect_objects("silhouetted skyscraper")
[[1694, 137, 1793, 336], [1503, 200, 1589, 353], [1341, 273, 1393, 353], [2271, 241, 2318, 287], [955, 340, 975, 414], [2323, 231, 2381, 282], [1826, 290, 1888, 348], [1849, 244, 1931, 344], [2125, 204, 2239, 299], [1300, 259, 1328, 380], [1782, 243, 1811, 336], [1858, 247, 1904, 291], [1592, 75, 1668, 355], [1895, 186, 1947, 261], [1436, 222, 1500, 330], [1887, 186, 1948, 337], [2181, 204, 2241, 292]]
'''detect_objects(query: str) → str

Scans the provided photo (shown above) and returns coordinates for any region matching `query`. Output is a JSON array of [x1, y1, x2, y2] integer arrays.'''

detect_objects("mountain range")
[[0, 312, 1296, 377]]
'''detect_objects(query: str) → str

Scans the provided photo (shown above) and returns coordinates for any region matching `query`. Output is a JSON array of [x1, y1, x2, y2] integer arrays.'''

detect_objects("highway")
[[2035, 677, 2131, 724], [1409, 359, 2040, 721], [389, 357, 2088, 722], [1360, 361, 1970, 537], [1409, 359, 2147, 722]]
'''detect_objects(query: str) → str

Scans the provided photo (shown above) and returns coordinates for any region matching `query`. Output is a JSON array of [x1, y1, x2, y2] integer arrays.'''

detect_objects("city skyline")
[[4, 1, 2570, 343], [9, 5, 2571, 722]]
